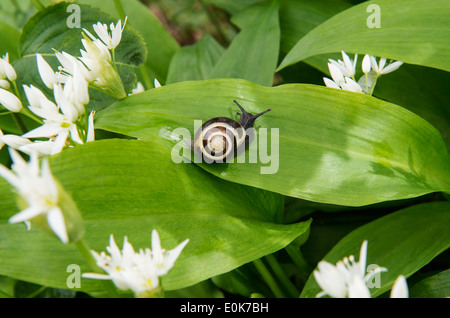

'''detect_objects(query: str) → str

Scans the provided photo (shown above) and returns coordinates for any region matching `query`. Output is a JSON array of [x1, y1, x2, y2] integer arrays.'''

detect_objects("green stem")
[[20, 107, 43, 125], [253, 259, 285, 298], [113, 0, 126, 21], [285, 244, 312, 284], [264, 254, 299, 297], [199, 0, 229, 45], [12, 113, 27, 134], [138, 66, 153, 89], [369, 74, 380, 95], [30, 0, 44, 11]]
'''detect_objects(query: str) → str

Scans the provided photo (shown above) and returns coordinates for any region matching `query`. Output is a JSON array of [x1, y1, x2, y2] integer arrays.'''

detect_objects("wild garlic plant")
[[323, 51, 403, 95]]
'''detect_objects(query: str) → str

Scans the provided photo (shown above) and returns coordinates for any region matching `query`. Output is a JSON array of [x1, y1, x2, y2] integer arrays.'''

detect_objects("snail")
[[193, 100, 271, 163]]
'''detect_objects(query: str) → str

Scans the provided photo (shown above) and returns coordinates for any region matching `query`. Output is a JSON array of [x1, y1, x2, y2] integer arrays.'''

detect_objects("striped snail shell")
[[194, 100, 271, 163]]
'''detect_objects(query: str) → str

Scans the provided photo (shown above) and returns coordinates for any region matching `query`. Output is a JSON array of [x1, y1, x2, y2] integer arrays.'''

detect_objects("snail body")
[[194, 100, 271, 163]]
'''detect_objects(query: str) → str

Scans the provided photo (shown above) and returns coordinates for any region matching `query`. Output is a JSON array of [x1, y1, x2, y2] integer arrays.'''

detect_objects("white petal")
[[359, 240, 368, 277], [22, 124, 63, 139], [154, 78, 161, 88], [327, 62, 345, 85], [0, 79, 10, 89], [378, 58, 387, 71], [341, 77, 363, 93], [2, 60, 17, 81], [0, 164, 20, 188], [323, 77, 341, 89], [36, 54, 57, 89], [362, 54, 371, 74], [0, 88, 22, 112], [2, 134, 32, 149], [347, 276, 371, 298], [81, 273, 112, 280], [19, 140, 55, 156], [390, 275, 408, 298], [47, 207, 69, 244], [51, 132, 69, 155], [381, 61, 403, 74], [163, 238, 189, 273], [86, 111, 95, 142], [8, 205, 45, 224], [369, 56, 379, 73]]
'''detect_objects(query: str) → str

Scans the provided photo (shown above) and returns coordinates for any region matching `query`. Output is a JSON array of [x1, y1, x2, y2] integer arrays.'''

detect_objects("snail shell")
[[194, 100, 270, 163]]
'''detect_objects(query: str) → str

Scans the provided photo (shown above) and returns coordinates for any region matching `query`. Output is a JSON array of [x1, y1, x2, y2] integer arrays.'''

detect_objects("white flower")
[[0, 88, 22, 112], [0, 53, 17, 81], [83, 230, 189, 297], [328, 51, 358, 78], [0, 149, 68, 243], [370, 56, 403, 75], [22, 84, 83, 153], [323, 62, 364, 94], [390, 275, 409, 298], [0, 79, 10, 89], [55, 51, 92, 83], [78, 35, 126, 98], [148, 229, 189, 276], [362, 54, 371, 74], [88, 17, 128, 50], [314, 241, 387, 298], [154, 78, 161, 88], [36, 53, 59, 89]]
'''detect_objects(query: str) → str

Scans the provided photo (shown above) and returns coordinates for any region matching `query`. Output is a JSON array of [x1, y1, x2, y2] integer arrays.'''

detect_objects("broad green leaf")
[[277, 0, 450, 151], [409, 269, 450, 298], [300, 201, 450, 298], [0, 139, 309, 293], [204, 0, 265, 15], [0, 21, 20, 60], [278, 0, 450, 72], [209, 0, 280, 86], [14, 3, 147, 110], [78, 0, 179, 83], [279, 0, 350, 55], [96, 78, 450, 206], [167, 34, 225, 84]]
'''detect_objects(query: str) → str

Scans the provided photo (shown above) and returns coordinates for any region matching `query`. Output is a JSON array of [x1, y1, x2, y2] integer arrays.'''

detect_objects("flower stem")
[[253, 259, 285, 298], [285, 244, 312, 284], [264, 254, 299, 297], [113, 0, 126, 21], [19, 107, 43, 125], [12, 113, 27, 134]]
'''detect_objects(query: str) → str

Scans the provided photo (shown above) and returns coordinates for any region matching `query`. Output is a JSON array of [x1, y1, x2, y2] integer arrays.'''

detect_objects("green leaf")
[[96, 78, 450, 206], [409, 269, 450, 298], [13, 3, 147, 110], [278, 0, 450, 72], [300, 201, 450, 298], [0, 21, 20, 60], [77, 0, 179, 83], [208, 0, 280, 86], [0, 139, 309, 292], [277, 0, 450, 153], [167, 34, 225, 84]]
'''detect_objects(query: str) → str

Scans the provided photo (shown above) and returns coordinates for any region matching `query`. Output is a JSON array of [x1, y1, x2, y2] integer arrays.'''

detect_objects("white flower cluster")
[[314, 240, 408, 298], [0, 18, 131, 157], [83, 230, 189, 297], [324, 51, 403, 95], [0, 149, 70, 242]]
